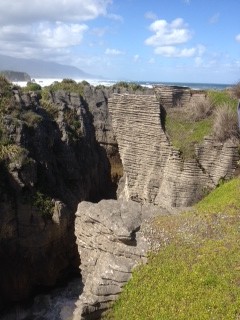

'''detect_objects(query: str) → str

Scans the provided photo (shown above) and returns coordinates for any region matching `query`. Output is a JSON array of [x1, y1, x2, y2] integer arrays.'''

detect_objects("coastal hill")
[[0, 54, 97, 79], [0, 70, 31, 82]]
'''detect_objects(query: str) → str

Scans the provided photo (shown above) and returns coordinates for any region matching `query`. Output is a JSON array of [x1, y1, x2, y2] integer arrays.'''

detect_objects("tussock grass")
[[212, 103, 239, 142], [188, 97, 214, 121], [104, 178, 240, 320], [231, 81, 240, 99], [165, 89, 239, 158]]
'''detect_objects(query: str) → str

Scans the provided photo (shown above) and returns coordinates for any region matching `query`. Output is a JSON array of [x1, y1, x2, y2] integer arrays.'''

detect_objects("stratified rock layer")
[[73, 200, 161, 320], [108, 94, 239, 207], [154, 85, 207, 108]]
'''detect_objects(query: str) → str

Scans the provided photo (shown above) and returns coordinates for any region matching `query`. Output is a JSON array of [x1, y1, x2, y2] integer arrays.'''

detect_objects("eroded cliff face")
[[108, 93, 239, 207], [0, 85, 115, 307]]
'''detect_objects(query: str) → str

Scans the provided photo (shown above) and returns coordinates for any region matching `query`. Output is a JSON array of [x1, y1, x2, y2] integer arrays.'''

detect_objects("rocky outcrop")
[[0, 81, 155, 307], [154, 85, 207, 108], [73, 199, 163, 320], [108, 94, 239, 207], [0, 86, 114, 306]]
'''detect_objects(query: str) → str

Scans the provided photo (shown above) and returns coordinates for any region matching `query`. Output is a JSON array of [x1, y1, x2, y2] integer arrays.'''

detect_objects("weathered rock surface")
[[0, 86, 114, 307], [73, 199, 162, 320], [154, 85, 207, 108], [108, 94, 239, 207], [0, 81, 154, 307]]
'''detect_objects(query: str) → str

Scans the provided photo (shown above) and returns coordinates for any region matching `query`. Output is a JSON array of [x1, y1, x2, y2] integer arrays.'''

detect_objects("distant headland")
[[0, 70, 31, 82]]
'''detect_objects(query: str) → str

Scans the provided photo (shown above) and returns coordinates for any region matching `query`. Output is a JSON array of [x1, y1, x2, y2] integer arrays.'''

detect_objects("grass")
[[196, 177, 240, 214], [104, 178, 240, 320], [165, 89, 239, 158], [165, 109, 213, 158]]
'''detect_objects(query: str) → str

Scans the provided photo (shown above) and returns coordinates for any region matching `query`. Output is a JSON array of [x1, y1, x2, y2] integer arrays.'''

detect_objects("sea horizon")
[[13, 77, 232, 91]]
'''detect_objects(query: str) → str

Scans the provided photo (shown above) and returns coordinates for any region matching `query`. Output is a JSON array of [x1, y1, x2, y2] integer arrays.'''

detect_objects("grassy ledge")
[[165, 89, 239, 159], [104, 178, 240, 320]]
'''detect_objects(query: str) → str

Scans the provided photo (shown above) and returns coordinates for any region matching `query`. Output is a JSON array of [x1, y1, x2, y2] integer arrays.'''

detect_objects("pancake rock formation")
[[108, 94, 239, 207], [154, 85, 207, 108], [73, 199, 161, 320]]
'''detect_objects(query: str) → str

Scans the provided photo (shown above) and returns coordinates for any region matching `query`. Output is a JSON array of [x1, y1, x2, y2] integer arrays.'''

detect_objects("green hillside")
[[104, 178, 240, 320]]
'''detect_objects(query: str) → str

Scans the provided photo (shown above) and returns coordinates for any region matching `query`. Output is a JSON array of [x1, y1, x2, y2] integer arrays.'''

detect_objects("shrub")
[[21, 110, 42, 127], [32, 191, 54, 219], [232, 81, 240, 99], [212, 103, 239, 142], [24, 82, 42, 92], [45, 79, 85, 96], [113, 81, 143, 92], [0, 75, 11, 96], [188, 97, 214, 121]]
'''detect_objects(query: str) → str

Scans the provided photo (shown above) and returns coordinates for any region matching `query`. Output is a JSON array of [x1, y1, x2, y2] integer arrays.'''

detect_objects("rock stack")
[[108, 94, 238, 207]]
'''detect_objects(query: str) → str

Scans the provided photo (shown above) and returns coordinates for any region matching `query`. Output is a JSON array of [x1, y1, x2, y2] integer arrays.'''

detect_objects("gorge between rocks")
[[0, 81, 239, 320]]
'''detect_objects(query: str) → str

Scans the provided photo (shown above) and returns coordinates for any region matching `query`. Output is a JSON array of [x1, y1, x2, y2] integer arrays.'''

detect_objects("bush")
[[188, 97, 214, 121], [113, 81, 143, 92], [32, 191, 54, 219], [212, 103, 239, 142], [232, 81, 240, 99], [45, 79, 85, 96], [24, 82, 42, 92]]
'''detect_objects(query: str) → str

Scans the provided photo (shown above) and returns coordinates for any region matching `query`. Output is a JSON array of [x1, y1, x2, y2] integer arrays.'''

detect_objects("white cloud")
[[236, 34, 240, 42], [37, 22, 88, 48], [195, 57, 203, 67], [145, 18, 206, 60], [144, 11, 157, 20], [145, 18, 192, 47], [154, 46, 196, 57], [133, 54, 140, 62], [91, 27, 108, 37], [0, 0, 112, 25], [0, 22, 88, 50], [105, 48, 124, 55], [209, 13, 220, 24], [107, 13, 124, 22], [148, 57, 155, 64], [0, 0, 112, 61]]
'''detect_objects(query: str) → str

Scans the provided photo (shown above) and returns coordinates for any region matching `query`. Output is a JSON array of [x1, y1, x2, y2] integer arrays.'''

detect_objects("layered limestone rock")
[[73, 199, 162, 320], [108, 94, 239, 207], [154, 85, 207, 108]]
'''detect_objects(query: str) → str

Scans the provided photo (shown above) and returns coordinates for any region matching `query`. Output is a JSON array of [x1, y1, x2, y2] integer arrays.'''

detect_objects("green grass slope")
[[104, 178, 240, 320]]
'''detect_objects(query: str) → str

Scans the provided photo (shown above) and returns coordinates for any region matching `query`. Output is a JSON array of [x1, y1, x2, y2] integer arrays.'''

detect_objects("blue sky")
[[0, 0, 240, 84]]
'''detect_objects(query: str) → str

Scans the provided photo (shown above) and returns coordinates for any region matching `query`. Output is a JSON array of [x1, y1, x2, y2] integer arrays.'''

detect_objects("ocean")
[[13, 78, 232, 91]]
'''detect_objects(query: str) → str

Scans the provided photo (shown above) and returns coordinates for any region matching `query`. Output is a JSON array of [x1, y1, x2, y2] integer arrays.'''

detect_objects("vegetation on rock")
[[23, 81, 42, 92], [165, 89, 239, 158], [104, 178, 240, 320], [113, 81, 143, 92], [32, 191, 54, 219], [41, 78, 87, 97]]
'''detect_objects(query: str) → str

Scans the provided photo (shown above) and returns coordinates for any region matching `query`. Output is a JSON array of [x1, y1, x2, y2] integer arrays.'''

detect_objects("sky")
[[0, 0, 240, 84]]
